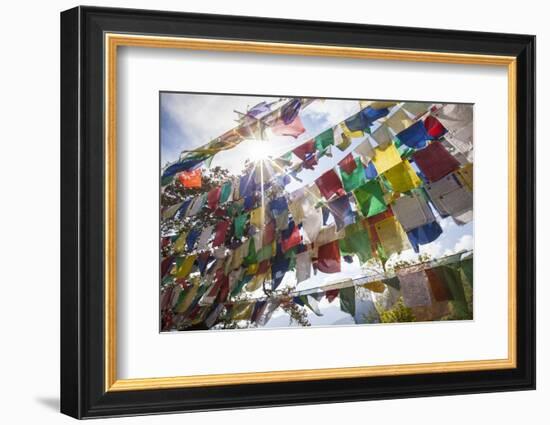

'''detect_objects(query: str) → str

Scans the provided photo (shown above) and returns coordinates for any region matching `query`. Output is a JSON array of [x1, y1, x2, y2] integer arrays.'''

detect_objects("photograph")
[[159, 93, 474, 332]]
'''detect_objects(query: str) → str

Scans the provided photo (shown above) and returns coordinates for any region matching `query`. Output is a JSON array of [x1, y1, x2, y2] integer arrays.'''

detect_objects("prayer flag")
[[374, 216, 411, 255], [384, 108, 413, 133], [315, 128, 335, 152], [316, 241, 341, 274], [371, 143, 402, 174], [250, 206, 265, 228], [339, 157, 366, 192], [397, 270, 433, 307], [354, 137, 375, 161], [412, 142, 460, 182], [293, 139, 316, 161], [207, 186, 221, 210], [281, 221, 301, 252], [424, 115, 447, 138], [392, 189, 435, 231], [174, 255, 197, 279], [402, 102, 431, 117], [371, 124, 393, 148], [339, 286, 356, 316], [219, 181, 233, 204], [212, 220, 230, 247], [339, 154, 357, 174], [234, 213, 248, 239], [328, 195, 355, 231], [424, 268, 453, 301], [383, 160, 422, 193], [172, 230, 188, 254], [353, 180, 387, 218], [315, 169, 345, 200], [424, 174, 473, 219], [186, 229, 201, 251], [407, 221, 443, 253], [296, 251, 312, 283], [325, 288, 339, 303], [396, 121, 430, 149], [178, 169, 202, 188], [271, 115, 306, 138]]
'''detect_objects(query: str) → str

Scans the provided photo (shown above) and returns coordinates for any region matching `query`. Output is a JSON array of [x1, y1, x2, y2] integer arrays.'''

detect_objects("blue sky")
[[160, 92, 473, 327]]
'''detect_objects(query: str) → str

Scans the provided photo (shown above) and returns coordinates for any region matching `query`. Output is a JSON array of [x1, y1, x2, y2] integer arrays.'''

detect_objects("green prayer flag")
[[340, 157, 366, 192], [244, 237, 257, 265], [256, 244, 273, 262], [339, 286, 356, 317], [219, 181, 232, 204], [339, 222, 372, 263], [234, 213, 248, 239], [459, 258, 473, 287], [314, 128, 335, 152], [353, 180, 387, 217]]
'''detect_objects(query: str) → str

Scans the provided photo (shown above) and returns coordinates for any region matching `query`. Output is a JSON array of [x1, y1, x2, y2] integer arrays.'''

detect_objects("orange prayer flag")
[[178, 169, 202, 188]]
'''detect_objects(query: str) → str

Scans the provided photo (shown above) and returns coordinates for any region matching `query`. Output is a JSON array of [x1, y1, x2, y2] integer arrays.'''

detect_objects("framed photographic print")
[[60, 6, 536, 419]]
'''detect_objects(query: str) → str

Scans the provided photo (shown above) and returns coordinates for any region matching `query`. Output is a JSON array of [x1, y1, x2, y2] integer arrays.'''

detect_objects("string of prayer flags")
[[396, 120, 430, 149], [397, 269, 433, 307], [412, 141, 461, 182], [371, 143, 402, 174], [315, 169, 346, 200], [339, 286, 356, 316], [353, 180, 387, 218], [316, 240, 341, 273], [383, 160, 422, 193], [391, 189, 434, 232], [328, 195, 355, 231], [339, 157, 366, 192]]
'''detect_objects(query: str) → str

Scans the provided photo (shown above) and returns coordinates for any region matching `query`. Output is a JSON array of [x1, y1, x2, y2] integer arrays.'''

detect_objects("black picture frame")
[[61, 5, 536, 419]]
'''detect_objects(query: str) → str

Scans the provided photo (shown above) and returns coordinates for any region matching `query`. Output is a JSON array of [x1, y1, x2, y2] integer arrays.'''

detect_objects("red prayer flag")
[[315, 169, 346, 200], [316, 241, 341, 273], [281, 224, 301, 252], [339, 154, 357, 174], [271, 115, 306, 138], [424, 115, 447, 139], [258, 260, 270, 274], [325, 288, 339, 303], [207, 186, 222, 210], [293, 139, 316, 160], [213, 220, 230, 247], [178, 169, 202, 188], [412, 142, 460, 182]]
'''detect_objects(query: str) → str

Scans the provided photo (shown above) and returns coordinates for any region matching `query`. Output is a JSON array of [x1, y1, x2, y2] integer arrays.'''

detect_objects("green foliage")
[[378, 298, 416, 323]]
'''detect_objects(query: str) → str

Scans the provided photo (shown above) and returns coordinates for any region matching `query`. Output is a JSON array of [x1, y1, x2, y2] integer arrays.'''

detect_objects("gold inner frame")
[[104, 33, 517, 392]]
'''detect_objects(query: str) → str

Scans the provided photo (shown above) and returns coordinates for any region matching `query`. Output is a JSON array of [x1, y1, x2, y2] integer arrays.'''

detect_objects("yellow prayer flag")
[[341, 122, 364, 139], [250, 206, 265, 228], [173, 254, 197, 279], [362, 280, 387, 293], [172, 231, 188, 254], [371, 143, 402, 174], [374, 216, 411, 255], [456, 163, 473, 191], [383, 160, 422, 193], [231, 302, 255, 321], [175, 283, 199, 313], [246, 272, 266, 292]]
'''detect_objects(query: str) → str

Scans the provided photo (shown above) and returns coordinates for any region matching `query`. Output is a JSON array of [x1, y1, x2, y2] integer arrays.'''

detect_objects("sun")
[[245, 139, 274, 162]]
